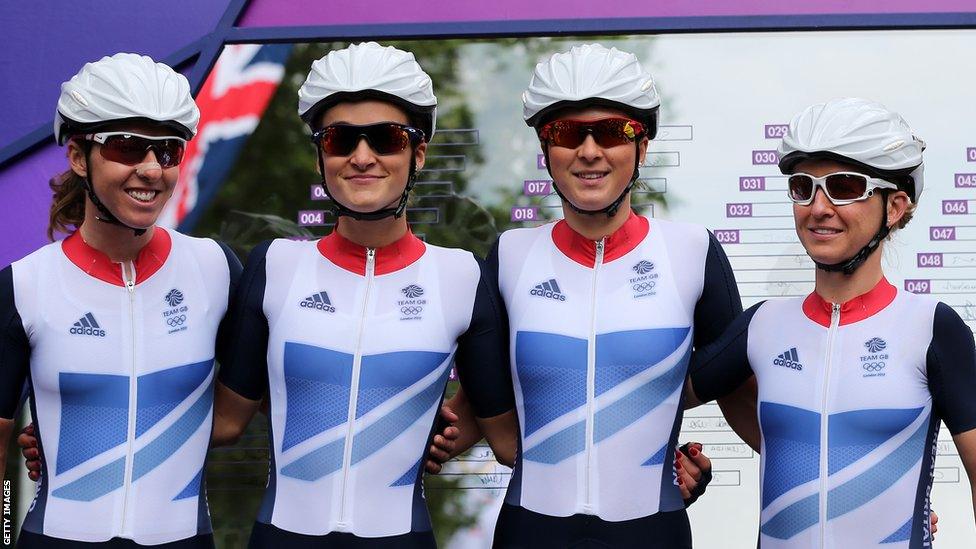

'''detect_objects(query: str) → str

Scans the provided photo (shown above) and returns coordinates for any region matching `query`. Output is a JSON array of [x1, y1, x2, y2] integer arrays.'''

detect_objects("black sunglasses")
[[311, 123, 425, 156]]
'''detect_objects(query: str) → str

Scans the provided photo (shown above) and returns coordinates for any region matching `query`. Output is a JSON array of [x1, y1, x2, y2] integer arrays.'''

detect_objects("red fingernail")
[[690, 447, 700, 457], [677, 477, 684, 485], [675, 462, 682, 470]]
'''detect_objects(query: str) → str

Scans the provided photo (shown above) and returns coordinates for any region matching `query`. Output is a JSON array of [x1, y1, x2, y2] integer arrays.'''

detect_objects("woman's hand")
[[425, 405, 460, 474], [18, 423, 42, 481], [675, 442, 713, 505]]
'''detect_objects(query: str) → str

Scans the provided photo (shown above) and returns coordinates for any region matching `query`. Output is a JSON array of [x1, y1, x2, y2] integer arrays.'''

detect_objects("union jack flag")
[[159, 44, 291, 230]]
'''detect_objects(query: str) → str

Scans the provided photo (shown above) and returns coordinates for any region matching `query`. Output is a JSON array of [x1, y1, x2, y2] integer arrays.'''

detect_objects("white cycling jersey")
[[691, 278, 976, 548], [218, 230, 512, 540], [0, 228, 238, 545], [492, 212, 741, 524]]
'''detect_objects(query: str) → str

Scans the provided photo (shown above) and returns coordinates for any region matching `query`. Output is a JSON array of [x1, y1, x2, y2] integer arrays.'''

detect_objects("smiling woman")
[[0, 53, 242, 548], [688, 98, 976, 548], [317, 100, 427, 217], [209, 42, 516, 549]]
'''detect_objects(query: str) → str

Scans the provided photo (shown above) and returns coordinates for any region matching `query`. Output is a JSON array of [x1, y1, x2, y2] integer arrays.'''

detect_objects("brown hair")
[[47, 169, 86, 241]]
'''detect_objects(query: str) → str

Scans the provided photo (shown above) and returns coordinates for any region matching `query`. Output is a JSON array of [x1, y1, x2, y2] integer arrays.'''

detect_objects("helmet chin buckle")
[[135, 162, 162, 179]]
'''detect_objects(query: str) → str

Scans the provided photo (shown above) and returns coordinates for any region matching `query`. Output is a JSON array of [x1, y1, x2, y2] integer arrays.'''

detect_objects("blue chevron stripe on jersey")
[[761, 493, 819, 540], [174, 467, 205, 500], [137, 359, 213, 437], [642, 443, 669, 467], [827, 407, 924, 475], [827, 418, 928, 521], [281, 342, 353, 451], [356, 350, 449, 419], [51, 458, 126, 502], [132, 380, 213, 482], [522, 421, 585, 464], [56, 372, 129, 475], [594, 344, 690, 443], [280, 437, 345, 481], [880, 517, 913, 544], [352, 366, 450, 465], [595, 327, 690, 396], [515, 331, 587, 438], [279, 357, 451, 482], [760, 402, 821, 508], [761, 414, 929, 540], [390, 458, 423, 487]]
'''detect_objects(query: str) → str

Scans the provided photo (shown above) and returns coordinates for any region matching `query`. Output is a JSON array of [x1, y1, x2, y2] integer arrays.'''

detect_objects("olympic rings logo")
[[400, 306, 423, 316], [862, 362, 886, 372], [632, 281, 656, 293], [167, 315, 187, 327]]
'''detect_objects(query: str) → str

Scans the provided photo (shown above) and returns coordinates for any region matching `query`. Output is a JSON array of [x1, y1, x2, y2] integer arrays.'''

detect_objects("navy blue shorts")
[[248, 522, 436, 548], [493, 503, 692, 549], [17, 531, 214, 548]]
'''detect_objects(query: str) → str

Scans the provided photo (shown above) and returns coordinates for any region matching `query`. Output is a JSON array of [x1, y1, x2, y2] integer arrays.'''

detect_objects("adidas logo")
[[529, 279, 566, 302], [69, 312, 106, 337], [299, 291, 336, 313], [773, 347, 802, 370]]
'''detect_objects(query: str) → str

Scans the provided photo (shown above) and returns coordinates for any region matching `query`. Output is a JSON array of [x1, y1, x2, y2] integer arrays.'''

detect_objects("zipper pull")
[[595, 238, 606, 264], [122, 261, 136, 293], [365, 248, 376, 278], [830, 303, 840, 326]]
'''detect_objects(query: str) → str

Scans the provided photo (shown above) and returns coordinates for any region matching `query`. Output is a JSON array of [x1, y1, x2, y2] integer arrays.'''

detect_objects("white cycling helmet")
[[522, 44, 660, 217], [298, 42, 437, 140], [54, 53, 199, 145], [522, 43, 661, 137], [778, 97, 924, 203]]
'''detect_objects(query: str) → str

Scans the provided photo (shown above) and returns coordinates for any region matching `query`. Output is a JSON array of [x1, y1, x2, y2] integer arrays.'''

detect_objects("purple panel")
[[238, 0, 974, 27], [0, 1, 232, 150], [0, 144, 66, 268]]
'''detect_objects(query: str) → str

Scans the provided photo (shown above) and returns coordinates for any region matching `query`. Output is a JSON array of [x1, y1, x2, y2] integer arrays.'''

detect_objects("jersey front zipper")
[[119, 261, 138, 536], [337, 248, 375, 531], [583, 238, 605, 514], [818, 303, 841, 548]]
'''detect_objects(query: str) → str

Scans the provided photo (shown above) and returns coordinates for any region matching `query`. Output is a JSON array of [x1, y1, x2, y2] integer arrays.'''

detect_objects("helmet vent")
[[883, 140, 905, 152], [70, 91, 89, 107]]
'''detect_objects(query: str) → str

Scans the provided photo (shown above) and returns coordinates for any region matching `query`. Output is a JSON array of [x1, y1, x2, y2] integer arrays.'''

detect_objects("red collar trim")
[[61, 227, 171, 287], [801, 277, 897, 327], [552, 210, 649, 267], [316, 229, 426, 276]]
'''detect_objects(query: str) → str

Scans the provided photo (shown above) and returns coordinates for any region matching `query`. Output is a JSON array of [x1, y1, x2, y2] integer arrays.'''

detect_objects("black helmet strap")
[[81, 143, 147, 237], [812, 192, 890, 276], [541, 139, 642, 218], [316, 147, 417, 222]]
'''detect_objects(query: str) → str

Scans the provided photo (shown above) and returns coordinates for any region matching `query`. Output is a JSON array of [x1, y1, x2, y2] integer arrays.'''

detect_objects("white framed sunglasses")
[[787, 172, 899, 206]]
